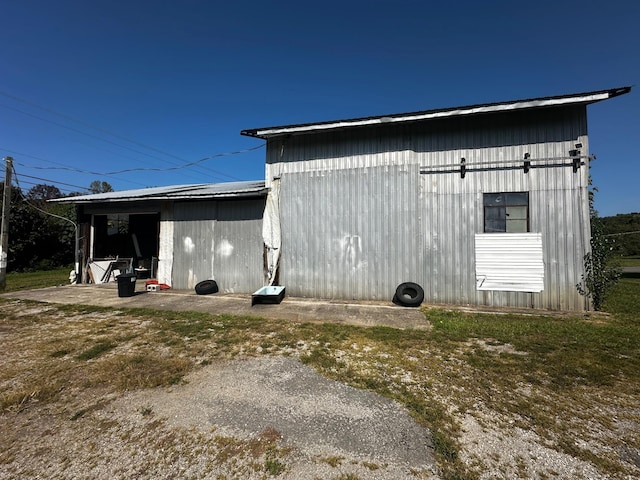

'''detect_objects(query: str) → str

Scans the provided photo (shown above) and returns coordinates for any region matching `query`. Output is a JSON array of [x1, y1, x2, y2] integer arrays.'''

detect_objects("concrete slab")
[[1, 282, 430, 330]]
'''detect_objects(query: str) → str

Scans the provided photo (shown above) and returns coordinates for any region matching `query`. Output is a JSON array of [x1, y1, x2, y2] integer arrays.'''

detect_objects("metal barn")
[[56, 87, 630, 312], [242, 87, 631, 311], [55, 181, 267, 293]]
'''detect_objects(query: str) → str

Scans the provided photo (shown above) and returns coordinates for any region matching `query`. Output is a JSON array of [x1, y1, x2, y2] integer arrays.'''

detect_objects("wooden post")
[[0, 157, 13, 290]]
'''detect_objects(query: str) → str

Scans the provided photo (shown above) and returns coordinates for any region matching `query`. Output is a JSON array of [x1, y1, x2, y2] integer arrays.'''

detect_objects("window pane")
[[486, 219, 507, 232], [505, 192, 528, 206], [107, 214, 129, 236], [485, 218, 506, 233], [484, 193, 504, 206], [484, 192, 529, 233], [506, 206, 527, 220], [485, 206, 505, 220], [507, 219, 528, 233]]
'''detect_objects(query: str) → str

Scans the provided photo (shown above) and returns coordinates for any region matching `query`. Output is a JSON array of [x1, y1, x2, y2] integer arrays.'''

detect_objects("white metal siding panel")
[[157, 202, 173, 286], [475, 233, 544, 292]]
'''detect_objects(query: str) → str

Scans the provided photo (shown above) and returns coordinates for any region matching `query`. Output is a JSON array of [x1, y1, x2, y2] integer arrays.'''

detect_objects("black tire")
[[394, 282, 424, 307], [195, 279, 219, 295]]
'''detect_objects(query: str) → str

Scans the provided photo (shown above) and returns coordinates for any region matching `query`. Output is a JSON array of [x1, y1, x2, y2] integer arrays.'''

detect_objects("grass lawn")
[[619, 255, 640, 268], [1, 274, 638, 479], [2, 267, 71, 292]]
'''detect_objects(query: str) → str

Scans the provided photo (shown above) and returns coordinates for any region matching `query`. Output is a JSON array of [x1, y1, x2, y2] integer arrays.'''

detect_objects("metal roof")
[[51, 180, 267, 204], [241, 86, 631, 139]]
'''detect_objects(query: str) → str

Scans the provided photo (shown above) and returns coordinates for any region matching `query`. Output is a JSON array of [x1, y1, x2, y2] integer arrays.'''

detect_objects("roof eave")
[[55, 191, 268, 205], [50, 182, 268, 204], [241, 86, 632, 139]]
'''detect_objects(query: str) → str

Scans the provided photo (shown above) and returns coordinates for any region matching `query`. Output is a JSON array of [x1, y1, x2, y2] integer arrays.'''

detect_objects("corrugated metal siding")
[[279, 164, 421, 300], [172, 199, 265, 292], [267, 106, 591, 310], [82, 201, 163, 215], [475, 233, 544, 292]]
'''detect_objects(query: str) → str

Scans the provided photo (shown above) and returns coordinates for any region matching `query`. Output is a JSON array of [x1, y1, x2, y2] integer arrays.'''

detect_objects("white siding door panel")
[[475, 233, 544, 292]]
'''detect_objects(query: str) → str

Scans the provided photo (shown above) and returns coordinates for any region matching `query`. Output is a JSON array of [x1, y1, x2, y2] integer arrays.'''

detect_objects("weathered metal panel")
[[171, 199, 265, 292], [475, 233, 544, 292], [279, 164, 421, 300], [267, 105, 591, 310]]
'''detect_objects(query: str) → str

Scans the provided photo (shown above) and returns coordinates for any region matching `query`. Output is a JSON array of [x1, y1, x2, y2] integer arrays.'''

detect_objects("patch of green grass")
[[300, 347, 339, 370], [603, 277, 640, 317], [264, 455, 286, 476], [76, 341, 116, 360], [618, 256, 640, 268], [428, 306, 640, 388], [56, 303, 114, 315], [3, 268, 71, 292], [155, 314, 222, 339]]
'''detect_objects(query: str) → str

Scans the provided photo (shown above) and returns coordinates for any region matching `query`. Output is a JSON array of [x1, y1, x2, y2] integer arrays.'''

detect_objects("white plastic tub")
[[251, 286, 286, 306]]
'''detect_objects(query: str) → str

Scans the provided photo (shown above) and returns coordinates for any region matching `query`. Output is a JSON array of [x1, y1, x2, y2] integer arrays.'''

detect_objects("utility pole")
[[0, 157, 13, 290]]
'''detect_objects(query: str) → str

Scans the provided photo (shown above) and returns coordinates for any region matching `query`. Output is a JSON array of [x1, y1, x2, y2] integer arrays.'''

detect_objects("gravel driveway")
[[113, 356, 437, 479]]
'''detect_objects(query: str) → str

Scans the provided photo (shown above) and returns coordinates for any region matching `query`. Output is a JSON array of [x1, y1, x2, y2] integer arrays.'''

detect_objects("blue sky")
[[0, 0, 638, 216]]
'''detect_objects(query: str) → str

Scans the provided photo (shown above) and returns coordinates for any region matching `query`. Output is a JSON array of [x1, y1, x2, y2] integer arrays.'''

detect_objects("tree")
[[600, 212, 640, 257], [0, 182, 75, 272], [89, 180, 114, 194], [26, 184, 63, 202], [576, 182, 621, 310]]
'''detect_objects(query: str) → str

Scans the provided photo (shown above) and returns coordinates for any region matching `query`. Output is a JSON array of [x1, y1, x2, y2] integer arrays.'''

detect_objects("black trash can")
[[116, 273, 137, 298]]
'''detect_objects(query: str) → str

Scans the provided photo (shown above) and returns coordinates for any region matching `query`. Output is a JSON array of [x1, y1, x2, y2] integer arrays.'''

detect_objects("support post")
[[74, 223, 80, 284], [0, 157, 13, 290]]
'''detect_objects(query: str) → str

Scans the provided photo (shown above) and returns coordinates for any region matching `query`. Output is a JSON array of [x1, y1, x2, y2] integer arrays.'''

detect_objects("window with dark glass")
[[483, 192, 529, 233]]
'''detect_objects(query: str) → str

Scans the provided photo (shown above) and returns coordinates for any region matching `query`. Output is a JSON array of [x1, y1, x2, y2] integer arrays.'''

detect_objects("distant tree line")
[[600, 212, 640, 257], [0, 181, 112, 272]]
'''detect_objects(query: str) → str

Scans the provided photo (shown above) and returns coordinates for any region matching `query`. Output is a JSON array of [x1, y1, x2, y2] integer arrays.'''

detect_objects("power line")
[[1, 143, 264, 176], [94, 144, 264, 174], [1, 103, 189, 164], [0, 90, 196, 161], [0, 90, 267, 187], [12, 172, 90, 192], [6, 178, 79, 195], [0, 148, 151, 189], [10, 163, 80, 280], [3, 159, 93, 194], [0, 94, 243, 181], [1, 90, 228, 167]]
